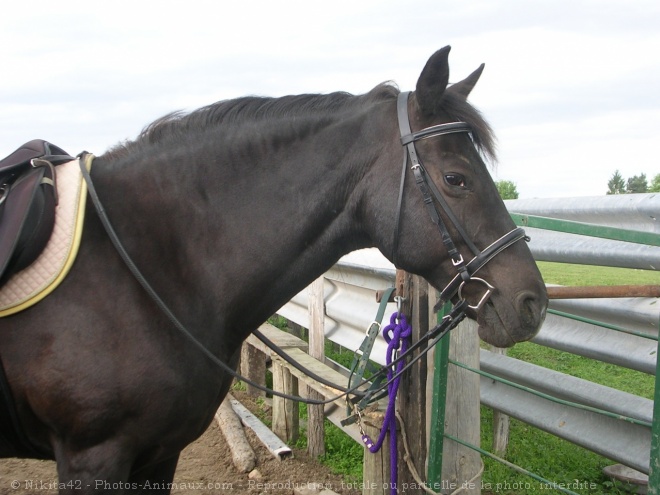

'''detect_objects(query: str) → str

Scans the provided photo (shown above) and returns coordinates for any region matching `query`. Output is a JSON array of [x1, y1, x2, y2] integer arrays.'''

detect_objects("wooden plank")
[[307, 390, 325, 458], [271, 348, 348, 407], [244, 322, 307, 442], [245, 322, 308, 356]]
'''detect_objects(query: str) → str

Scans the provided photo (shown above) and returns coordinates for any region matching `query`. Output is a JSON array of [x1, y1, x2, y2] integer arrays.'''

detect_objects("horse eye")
[[444, 173, 466, 188]]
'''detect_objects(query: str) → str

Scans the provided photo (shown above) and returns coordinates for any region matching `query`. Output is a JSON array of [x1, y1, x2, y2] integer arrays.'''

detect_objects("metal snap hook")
[[394, 296, 405, 313], [394, 296, 406, 323], [458, 277, 495, 311]]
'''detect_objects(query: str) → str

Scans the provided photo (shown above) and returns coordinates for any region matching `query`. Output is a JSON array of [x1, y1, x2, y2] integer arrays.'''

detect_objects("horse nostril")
[[516, 291, 547, 332]]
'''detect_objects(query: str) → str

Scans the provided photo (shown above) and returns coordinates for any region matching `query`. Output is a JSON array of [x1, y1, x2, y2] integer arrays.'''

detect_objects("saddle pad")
[[0, 155, 92, 316]]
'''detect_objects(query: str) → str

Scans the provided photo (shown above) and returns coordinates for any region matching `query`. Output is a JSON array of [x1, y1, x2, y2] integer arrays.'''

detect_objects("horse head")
[[365, 47, 547, 347]]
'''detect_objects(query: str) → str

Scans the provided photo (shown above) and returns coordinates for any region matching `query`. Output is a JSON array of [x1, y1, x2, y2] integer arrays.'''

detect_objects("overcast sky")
[[1, 0, 658, 198]]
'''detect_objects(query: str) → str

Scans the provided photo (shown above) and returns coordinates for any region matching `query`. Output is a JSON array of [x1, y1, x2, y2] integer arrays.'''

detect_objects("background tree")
[[496, 180, 519, 200], [626, 173, 648, 193], [649, 173, 660, 193], [606, 170, 625, 194]]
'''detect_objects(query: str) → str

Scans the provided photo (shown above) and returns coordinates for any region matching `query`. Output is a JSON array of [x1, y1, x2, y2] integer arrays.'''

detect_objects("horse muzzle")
[[475, 285, 548, 348]]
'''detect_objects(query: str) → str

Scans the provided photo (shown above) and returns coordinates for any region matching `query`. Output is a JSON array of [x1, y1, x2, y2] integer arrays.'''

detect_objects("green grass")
[[538, 261, 660, 286], [480, 408, 618, 494], [292, 407, 364, 482]]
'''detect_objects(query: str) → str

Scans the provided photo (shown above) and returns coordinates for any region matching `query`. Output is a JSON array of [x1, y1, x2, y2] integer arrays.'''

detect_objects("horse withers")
[[0, 46, 547, 493]]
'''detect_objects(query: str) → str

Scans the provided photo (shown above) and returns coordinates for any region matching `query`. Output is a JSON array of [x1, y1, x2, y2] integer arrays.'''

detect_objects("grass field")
[[538, 261, 660, 287]]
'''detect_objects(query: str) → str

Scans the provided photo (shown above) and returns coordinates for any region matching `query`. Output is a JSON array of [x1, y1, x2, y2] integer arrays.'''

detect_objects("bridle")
[[77, 90, 529, 408], [393, 91, 528, 313]]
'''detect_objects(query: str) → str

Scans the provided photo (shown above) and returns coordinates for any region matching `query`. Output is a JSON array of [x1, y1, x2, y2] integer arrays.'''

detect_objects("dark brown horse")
[[0, 47, 547, 493]]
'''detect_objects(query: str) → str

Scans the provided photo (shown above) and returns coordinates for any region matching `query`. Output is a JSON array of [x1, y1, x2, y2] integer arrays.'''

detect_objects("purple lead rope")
[[361, 311, 412, 495]]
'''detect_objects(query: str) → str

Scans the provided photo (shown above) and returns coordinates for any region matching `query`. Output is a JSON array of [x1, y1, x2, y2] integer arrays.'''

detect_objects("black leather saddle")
[[0, 140, 74, 285]]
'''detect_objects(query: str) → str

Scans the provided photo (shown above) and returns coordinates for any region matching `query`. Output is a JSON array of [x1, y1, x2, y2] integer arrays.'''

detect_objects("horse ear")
[[447, 63, 485, 100], [415, 46, 451, 116]]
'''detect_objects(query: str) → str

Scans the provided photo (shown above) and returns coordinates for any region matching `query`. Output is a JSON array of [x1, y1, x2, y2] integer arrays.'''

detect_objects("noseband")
[[394, 91, 528, 312]]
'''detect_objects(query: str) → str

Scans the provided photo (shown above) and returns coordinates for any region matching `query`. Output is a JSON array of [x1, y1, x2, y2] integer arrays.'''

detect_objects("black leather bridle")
[[394, 91, 528, 313]]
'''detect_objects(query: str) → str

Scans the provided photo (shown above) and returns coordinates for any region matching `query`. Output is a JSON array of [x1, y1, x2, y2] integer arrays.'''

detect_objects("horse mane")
[[102, 82, 495, 162]]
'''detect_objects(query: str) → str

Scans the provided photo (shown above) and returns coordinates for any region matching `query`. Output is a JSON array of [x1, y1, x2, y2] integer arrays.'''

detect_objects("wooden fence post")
[[397, 272, 430, 494], [240, 343, 266, 397], [307, 276, 326, 457], [362, 411, 390, 495], [271, 363, 299, 443], [490, 346, 509, 456], [441, 318, 482, 494]]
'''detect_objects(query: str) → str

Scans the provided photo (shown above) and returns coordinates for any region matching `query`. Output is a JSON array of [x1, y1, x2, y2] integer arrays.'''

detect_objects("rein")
[[78, 153, 355, 405], [75, 92, 527, 410]]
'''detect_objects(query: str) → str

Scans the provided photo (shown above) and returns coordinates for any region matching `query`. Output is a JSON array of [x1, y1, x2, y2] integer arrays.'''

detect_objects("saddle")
[[0, 140, 74, 285]]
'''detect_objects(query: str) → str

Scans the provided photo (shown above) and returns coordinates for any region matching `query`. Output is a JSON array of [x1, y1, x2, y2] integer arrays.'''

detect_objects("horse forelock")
[[438, 90, 497, 163]]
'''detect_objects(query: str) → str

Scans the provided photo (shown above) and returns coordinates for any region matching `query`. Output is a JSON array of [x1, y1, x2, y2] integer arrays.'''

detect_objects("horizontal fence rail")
[[510, 213, 660, 247], [537, 296, 658, 375], [506, 194, 660, 270], [479, 349, 653, 474], [518, 227, 659, 270], [505, 194, 660, 234]]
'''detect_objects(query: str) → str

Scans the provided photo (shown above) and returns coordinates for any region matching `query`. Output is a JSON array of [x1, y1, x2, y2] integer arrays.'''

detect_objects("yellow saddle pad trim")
[[0, 154, 94, 316]]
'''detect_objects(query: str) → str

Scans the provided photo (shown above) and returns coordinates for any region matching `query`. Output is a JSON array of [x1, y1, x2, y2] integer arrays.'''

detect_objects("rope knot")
[[383, 312, 412, 360]]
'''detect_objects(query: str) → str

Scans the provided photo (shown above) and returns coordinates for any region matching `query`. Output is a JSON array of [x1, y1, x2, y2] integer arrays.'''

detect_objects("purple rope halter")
[[361, 310, 412, 495]]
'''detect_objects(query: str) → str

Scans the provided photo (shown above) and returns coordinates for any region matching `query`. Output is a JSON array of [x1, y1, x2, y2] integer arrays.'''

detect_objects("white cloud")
[[1, 0, 659, 197]]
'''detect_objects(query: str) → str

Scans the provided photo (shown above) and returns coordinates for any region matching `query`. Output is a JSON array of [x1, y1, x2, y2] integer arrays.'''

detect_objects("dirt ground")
[[0, 392, 361, 495]]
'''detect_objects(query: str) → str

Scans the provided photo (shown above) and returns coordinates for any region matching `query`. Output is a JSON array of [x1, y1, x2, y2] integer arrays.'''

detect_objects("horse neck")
[[93, 106, 393, 341]]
